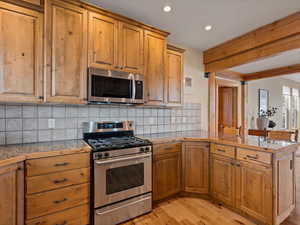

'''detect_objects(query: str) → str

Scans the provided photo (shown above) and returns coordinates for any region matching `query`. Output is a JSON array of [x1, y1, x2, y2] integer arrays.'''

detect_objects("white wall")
[[248, 76, 300, 129], [179, 46, 208, 130]]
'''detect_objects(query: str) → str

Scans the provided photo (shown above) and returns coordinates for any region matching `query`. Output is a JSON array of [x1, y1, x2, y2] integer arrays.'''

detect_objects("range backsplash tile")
[[0, 103, 202, 145]]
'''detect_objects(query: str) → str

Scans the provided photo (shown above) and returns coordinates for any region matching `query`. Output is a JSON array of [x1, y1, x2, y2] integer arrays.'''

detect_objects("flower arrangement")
[[258, 107, 279, 118]]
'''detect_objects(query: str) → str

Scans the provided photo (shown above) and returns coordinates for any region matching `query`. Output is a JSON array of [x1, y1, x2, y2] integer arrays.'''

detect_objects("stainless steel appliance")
[[83, 121, 152, 225], [88, 68, 144, 104]]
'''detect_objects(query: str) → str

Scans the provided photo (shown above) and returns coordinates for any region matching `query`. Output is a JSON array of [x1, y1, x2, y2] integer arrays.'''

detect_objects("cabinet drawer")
[[22, 0, 41, 6], [153, 143, 181, 156], [26, 183, 90, 219], [211, 144, 235, 158], [26, 168, 90, 194], [237, 148, 272, 165], [26, 153, 90, 177], [26, 204, 89, 225]]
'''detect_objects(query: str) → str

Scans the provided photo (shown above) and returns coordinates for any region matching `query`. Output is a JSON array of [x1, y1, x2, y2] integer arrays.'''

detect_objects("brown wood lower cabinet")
[[153, 143, 182, 201], [25, 152, 91, 225], [183, 142, 209, 194], [0, 162, 24, 225], [236, 161, 272, 224], [210, 154, 235, 206]]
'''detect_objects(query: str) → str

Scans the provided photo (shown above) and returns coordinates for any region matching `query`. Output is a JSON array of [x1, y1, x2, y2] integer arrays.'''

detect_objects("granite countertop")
[[140, 130, 299, 153], [0, 140, 91, 166]]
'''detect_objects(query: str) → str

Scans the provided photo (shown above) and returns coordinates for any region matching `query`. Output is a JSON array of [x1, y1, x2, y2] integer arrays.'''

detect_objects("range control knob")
[[96, 153, 103, 160], [140, 147, 145, 153], [104, 152, 110, 158], [145, 147, 150, 152]]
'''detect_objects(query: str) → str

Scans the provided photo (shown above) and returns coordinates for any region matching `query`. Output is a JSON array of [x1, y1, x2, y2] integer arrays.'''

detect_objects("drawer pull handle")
[[55, 221, 68, 225], [54, 162, 69, 167], [53, 198, 68, 204], [217, 149, 226, 152], [246, 155, 258, 160], [53, 178, 68, 184]]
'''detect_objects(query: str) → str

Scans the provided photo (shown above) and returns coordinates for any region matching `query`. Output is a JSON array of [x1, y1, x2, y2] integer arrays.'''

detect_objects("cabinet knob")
[[38, 96, 44, 100]]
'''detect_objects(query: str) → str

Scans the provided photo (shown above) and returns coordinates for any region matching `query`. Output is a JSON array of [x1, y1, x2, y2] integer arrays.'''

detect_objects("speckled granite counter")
[[0, 140, 91, 166], [140, 130, 299, 153]]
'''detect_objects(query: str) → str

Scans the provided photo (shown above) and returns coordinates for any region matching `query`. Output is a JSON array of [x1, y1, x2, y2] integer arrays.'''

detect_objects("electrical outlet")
[[48, 119, 55, 129]]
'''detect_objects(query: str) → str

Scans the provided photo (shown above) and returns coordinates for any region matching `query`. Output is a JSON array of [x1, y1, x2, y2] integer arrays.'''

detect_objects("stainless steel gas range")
[[83, 121, 152, 225]]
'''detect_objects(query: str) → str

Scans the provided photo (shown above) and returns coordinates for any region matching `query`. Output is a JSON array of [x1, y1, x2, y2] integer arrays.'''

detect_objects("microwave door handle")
[[131, 74, 136, 101]]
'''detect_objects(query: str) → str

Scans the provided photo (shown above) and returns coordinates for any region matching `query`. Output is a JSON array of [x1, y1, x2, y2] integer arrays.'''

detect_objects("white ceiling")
[[284, 73, 300, 83], [86, 0, 300, 51], [231, 48, 300, 74]]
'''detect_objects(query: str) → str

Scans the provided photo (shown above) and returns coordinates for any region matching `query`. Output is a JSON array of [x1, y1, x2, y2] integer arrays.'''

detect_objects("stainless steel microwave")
[[88, 68, 144, 104]]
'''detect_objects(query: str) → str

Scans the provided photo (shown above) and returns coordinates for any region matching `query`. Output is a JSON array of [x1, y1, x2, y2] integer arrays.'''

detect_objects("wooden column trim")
[[241, 82, 248, 138], [208, 72, 217, 138]]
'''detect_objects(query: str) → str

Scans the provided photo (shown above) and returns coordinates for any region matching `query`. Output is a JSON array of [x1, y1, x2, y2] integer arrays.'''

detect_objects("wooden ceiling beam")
[[204, 33, 300, 72], [216, 70, 245, 81], [242, 63, 300, 81], [203, 11, 300, 65]]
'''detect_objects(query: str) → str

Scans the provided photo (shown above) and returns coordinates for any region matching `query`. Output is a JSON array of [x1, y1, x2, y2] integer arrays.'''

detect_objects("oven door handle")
[[95, 195, 152, 216], [95, 153, 151, 165]]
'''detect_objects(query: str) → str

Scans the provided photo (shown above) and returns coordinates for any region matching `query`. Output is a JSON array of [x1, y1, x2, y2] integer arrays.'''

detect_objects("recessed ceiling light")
[[205, 25, 212, 31], [163, 5, 172, 12]]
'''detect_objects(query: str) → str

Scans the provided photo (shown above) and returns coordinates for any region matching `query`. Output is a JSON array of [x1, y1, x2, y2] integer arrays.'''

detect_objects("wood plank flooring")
[[122, 158, 300, 225]]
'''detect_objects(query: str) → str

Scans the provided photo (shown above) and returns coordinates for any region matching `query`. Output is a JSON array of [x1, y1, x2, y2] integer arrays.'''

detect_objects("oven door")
[[94, 152, 152, 208]]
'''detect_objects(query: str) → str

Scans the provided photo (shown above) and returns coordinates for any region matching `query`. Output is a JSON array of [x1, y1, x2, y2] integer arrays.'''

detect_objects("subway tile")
[[6, 105, 22, 118], [77, 129, 83, 139], [151, 109, 157, 117], [6, 119, 22, 131], [88, 106, 99, 118], [55, 118, 65, 129], [65, 129, 77, 140], [143, 125, 151, 134], [23, 130, 38, 143], [127, 108, 136, 117], [158, 109, 164, 117], [38, 105, 52, 118], [136, 108, 143, 117], [78, 106, 88, 118], [38, 130, 52, 142], [0, 105, 5, 118], [22, 105, 38, 118], [110, 108, 120, 117], [0, 132, 5, 145], [65, 118, 77, 129], [38, 118, 49, 130], [23, 118, 38, 131], [144, 109, 151, 117], [99, 107, 110, 117], [151, 125, 157, 134], [0, 119, 5, 131], [53, 106, 66, 118], [6, 131, 22, 144], [53, 129, 65, 141], [66, 105, 78, 118]]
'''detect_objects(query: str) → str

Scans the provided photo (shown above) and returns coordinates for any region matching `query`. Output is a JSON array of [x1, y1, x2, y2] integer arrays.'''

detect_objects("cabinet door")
[[166, 49, 183, 106], [144, 31, 166, 105], [45, 0, 87, 104], [0, 162, 24, 225], [276, 153, 295, 220], [119, 22, 144, 73], [235, 162, 272, 224], [183, 142, 209, 193], [88, 12, 118, 70], [153, 152, 181, 201], [210, 154, 235, 206], [0, 2, 43, 103]]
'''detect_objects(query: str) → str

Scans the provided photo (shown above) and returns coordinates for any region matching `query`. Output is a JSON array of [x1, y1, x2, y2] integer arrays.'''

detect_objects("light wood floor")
[[122, 158, 300, 225]]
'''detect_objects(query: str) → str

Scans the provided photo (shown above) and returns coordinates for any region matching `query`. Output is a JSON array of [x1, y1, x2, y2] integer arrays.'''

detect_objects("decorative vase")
[[256, 117, 269, 130]]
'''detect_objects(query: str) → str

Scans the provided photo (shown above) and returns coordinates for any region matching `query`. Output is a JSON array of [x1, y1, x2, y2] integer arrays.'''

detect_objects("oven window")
[[91, 75, 132, 98], [106, 163, 144, 194]]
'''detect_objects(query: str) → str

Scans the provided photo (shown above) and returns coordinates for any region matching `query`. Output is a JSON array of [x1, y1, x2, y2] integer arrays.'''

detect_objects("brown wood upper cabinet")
[[88, 13, 144, 74], [0, 2, 43, 103], [144, 30, 167, 105], [0, 162, 24, 225], [166, 45, 185, 106], [45, 0, 88, 104], [183, 142, 209, 194]]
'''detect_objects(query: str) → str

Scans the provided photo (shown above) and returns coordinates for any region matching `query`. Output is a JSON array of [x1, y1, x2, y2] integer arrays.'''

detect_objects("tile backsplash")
[[0, 103, 201, 145]]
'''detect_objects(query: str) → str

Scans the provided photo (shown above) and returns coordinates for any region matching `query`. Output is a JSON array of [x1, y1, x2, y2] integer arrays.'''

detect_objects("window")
[[282, 86, 299, 129]]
